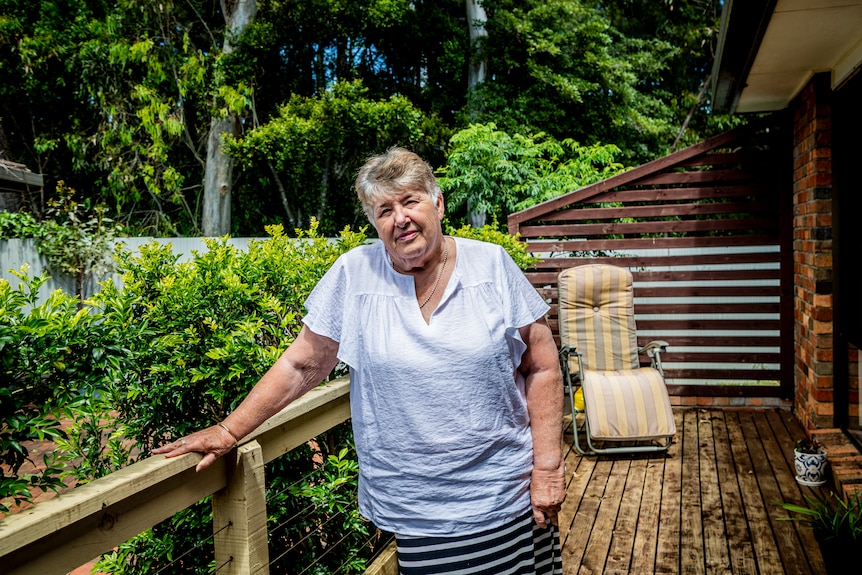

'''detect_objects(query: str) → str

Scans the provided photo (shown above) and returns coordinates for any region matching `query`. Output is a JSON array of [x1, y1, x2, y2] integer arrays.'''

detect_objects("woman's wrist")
[[217, 421, 239, 446], [532, 452, 564, 471]]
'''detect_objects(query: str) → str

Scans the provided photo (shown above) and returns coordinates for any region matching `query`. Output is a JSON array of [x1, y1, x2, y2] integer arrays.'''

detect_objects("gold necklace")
[[418, 238, 449, 309], [391, 238, 449, 309]]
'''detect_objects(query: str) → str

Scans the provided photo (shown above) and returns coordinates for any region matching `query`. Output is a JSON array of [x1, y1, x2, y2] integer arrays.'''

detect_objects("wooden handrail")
[[0, 377, 351, 575]]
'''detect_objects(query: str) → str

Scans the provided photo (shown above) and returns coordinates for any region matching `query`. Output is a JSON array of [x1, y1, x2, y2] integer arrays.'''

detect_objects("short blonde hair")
[[355, 147, 442, 222]]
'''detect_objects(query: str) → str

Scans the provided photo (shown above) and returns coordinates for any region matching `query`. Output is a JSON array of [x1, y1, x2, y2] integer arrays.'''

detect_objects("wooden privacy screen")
[[508, 118, 793, 398]]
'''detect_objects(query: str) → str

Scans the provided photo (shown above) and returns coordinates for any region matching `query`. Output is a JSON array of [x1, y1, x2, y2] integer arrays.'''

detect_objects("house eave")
[[712, 0, 862, 114]]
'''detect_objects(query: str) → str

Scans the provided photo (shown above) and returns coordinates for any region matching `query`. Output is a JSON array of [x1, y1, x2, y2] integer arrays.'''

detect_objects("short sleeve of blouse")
[[496, 245, 549, 329], [302, 255, 357, 366]]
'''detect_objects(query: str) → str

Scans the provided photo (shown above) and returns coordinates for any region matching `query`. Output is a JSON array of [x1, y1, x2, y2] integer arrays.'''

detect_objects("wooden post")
[[364, 541, 399, 575], [212, 440, 269, 575]]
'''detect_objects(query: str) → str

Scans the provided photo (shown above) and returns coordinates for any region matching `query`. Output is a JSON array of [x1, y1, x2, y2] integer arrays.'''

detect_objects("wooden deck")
[[559, 408, 829, 575]]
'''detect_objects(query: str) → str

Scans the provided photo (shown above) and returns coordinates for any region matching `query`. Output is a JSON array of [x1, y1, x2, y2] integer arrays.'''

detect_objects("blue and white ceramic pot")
[[794, 449, 828, 486]]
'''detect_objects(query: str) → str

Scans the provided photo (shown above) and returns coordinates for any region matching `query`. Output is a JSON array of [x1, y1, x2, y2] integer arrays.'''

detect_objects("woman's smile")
[[397, 229, 419, 242]]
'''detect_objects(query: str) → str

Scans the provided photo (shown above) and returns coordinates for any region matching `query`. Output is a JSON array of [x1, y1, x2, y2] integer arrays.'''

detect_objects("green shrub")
[[0, 212, 41, 240], [77, 220, 365, 455], [0, 268, 109, 512], [66, 220, 371, 574], [448, 223, 540, 270]]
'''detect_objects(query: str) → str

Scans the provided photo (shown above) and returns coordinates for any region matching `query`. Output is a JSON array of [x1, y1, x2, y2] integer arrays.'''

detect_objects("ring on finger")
[[181, 439, 187, 445]]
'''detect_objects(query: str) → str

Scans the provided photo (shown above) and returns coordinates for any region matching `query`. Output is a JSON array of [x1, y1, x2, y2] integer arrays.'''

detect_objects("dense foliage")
[[2, 223, 371, 571], [437, 122, 625, 226], [85, 221, 365, 454], [0, 0, 736, 235], [226, 79, 449, 234], [0, 269, 107, 513]]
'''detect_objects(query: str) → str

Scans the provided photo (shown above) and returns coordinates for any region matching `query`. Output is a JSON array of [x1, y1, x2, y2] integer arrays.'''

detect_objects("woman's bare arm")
[[519, 318, 566, 528], [153, 325, 340, 471]]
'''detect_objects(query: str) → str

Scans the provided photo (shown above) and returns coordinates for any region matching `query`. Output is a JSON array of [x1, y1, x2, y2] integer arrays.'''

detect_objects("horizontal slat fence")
[[509, 120, 793, 397]]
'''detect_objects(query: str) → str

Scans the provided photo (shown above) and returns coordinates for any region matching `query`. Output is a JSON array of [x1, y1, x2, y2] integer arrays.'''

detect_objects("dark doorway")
[[832, 69, 862, 445]]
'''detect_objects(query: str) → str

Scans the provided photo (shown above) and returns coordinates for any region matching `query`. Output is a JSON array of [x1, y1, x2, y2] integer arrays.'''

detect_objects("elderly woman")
[[154, 147, 566, 574]]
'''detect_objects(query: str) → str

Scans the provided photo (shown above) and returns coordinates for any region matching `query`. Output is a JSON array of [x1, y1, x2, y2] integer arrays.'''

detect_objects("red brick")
[[813, 402, 834, 416], [813, 294, 832, 308]]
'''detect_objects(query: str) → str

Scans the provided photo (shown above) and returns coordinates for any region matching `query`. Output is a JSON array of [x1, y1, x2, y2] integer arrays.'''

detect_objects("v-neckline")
[[416, 238, 457, 325]]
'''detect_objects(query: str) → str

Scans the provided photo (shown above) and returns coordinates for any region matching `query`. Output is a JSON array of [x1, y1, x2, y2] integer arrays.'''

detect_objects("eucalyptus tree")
[[202, 0, 258, 236]]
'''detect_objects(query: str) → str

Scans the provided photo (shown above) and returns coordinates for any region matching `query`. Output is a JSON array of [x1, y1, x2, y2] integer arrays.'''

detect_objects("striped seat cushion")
[[581, 367, 676, 441], [558, 264, 639, 373]]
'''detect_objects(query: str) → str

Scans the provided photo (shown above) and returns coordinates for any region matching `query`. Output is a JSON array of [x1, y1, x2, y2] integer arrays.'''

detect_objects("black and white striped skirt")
[[395, 513, 563, 575]]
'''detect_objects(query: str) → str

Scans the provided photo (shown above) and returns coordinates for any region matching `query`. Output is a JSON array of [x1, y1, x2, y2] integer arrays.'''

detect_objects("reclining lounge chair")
[[558, 264, 676, 456]]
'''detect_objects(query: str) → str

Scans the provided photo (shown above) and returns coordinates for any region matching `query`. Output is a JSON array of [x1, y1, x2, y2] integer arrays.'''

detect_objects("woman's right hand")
[[152, 423, 237, 472]]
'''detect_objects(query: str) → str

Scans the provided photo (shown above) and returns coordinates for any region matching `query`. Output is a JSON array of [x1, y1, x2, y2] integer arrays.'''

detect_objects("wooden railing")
[[0, 377, 358, 575]]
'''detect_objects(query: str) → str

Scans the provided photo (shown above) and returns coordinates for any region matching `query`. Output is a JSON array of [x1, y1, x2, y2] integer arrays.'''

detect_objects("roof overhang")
[[0, 160, 43, 188], [712, 0, 862, 114]]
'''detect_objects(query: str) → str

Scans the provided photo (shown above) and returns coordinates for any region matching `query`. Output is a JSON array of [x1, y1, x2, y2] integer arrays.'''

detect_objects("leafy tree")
[[597, 0, 742, 150], [472, 0, 733, 163], [227, 79, 449, 234], [437, 122, 625, 229], [1, 1, 256, 234], [1, 0, 464, 235], [37, 181, 120, 299], [474, 0, 673, 163], [0, 0, 732, 235], [202, 0, 259, 236]]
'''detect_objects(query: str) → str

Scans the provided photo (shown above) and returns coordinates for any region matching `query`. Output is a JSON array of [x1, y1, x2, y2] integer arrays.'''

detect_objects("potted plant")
[[776, 490, 862, 574], [794, 437, 828, 486]]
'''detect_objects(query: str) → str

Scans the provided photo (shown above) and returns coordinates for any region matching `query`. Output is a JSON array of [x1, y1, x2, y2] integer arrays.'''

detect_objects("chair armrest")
[[559, 344, 578, 359], [638, 340, 669, 357], [638, 340, 668, 377], [559, 344, 582, 385]]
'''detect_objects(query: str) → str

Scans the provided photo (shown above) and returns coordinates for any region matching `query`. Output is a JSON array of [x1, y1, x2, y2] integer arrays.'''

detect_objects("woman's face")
[[372, 188, 445, 271]]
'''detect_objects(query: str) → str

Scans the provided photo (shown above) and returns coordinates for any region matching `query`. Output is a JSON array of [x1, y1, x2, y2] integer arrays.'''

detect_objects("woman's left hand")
[[531, 460, 566, 528]]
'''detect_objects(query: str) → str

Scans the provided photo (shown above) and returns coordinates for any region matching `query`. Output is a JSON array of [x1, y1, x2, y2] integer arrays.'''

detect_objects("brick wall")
[[791, 73, 835, 431]]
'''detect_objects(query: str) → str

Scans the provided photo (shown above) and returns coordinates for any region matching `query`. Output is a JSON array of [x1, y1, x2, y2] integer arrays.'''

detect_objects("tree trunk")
[[202, 117, 236, 236], [465, 0, 488, 228], [202, 0, 258, 236], [465, 0, 488, 90]]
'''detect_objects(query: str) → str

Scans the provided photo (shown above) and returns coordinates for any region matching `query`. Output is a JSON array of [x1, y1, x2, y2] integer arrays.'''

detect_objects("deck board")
[[628, 453, 663, 573], [681, 410, 706, 575], [560, 408, 829, 574], [606, 456, 646, 573], [655, 410, 683, 574], [712, 411, 757, 575]]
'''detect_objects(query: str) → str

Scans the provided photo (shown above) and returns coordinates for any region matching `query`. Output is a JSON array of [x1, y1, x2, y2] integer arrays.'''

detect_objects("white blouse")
[[303, 237, 549, 537]]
